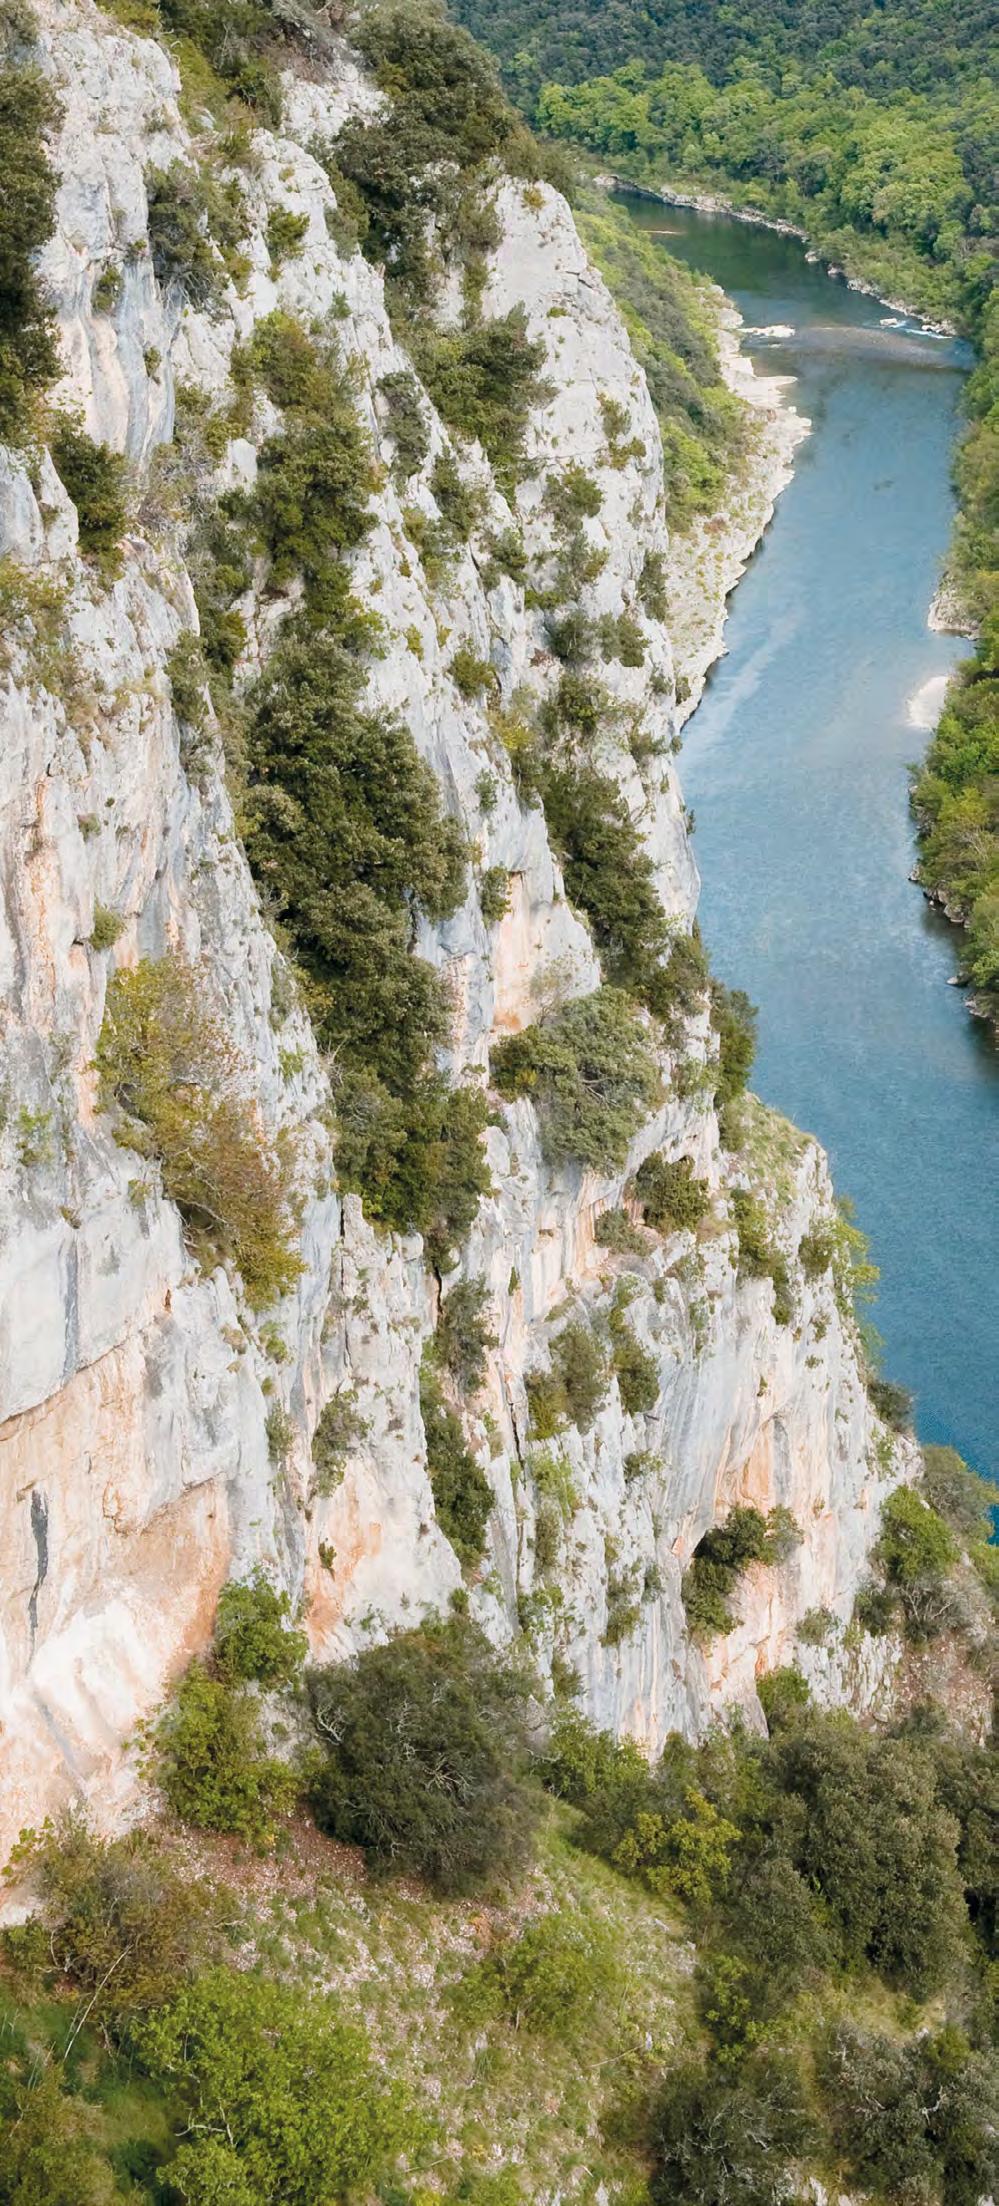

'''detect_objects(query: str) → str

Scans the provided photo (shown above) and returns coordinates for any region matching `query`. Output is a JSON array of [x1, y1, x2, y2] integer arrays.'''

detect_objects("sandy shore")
[[907, 673, 953, 732], [664, 294, 809, 723]]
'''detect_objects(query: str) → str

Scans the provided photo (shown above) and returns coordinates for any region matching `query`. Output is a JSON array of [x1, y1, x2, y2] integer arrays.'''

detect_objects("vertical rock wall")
[[0, 0, 907, 1857]]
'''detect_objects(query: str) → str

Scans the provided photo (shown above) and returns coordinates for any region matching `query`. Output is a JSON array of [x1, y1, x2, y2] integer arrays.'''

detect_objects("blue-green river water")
[[620, 193, 998, 1482]]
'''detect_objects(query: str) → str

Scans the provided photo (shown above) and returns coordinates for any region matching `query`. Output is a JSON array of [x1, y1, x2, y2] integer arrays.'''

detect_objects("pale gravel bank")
[[665, 294, 809, 724]]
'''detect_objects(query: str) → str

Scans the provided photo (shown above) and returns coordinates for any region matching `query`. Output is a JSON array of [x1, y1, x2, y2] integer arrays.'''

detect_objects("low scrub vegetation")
[[682, 1504, 800, 1639], [419, 1359, 495, 1566], [634, 1149, 708, 1232], [491, 985, 660, 1171], [526, 1317, 608, 1436], [95, 955, 301, 1305], [731, 1187, 793, 1324], [51, 420, 128, 575], [184, 310, 489, 1257]]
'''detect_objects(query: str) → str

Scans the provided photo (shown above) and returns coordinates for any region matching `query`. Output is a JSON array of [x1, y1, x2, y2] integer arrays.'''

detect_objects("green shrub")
[[155, 0, 286, 118], [594, 1205, 647, 1253], [420, 1361, 494, 1566], [307, 1617, 539, 1892], [0, 2070, 119, 2206], [95, 955, 301, 1305], [470, 1912, 618, 2034], [166, 630, 210, 731], [609, 1305, 658, 1414], [491, 986, 660, 1172], [651, 2051, 812, 2206], [334, 1066, 491, 1263], [710, 981, 757, 1109], [451, 645, 496, 697], [538, 760, 708, 1032], [134, 1971, 407, 2205], [638, 548, 668, 621], [921, 1443, 995, 1545], [213, 1569, 307, 1687], [683, 1506, 788, 1640], [533, 1496, 561, 1572], [634, 1150, 708, 1233], [483, 524, 528, 587], [479, 864, 511, 923], [414, 307, 549, 493], [10, 1820, 220, 2021], [146, 162, 229, 307], [770, 1714, 966, 1993], [243, 618, 489, 1253], [0, 46, 59, 440], [876, 1487, 957, 1586], [333, 2, 524, 305], [853, 1580, 898, 1635], [545, 462, 602, 529], [526, 1318, 607, 1435], [820, 2022, 999, 2206], [242, 403, 377, 596], [545, 605, 595, 663], [51, 422, 128, 574], [92, 261, 122, 314], [88, 903, 124, 951], [194, 310, 486, 1256], [312, 1393, 365, 1493], [243, 629, 463, 1079], [596, 609, 645, 665], [603, 1569, 642, 1645], [797, 1605, 836, 1645], [155, 1662, 298, 1847], [378, 368, 429, 480], [868, 1374, 913, 1430], [266, 1402, 294, 1465], [266, 204, 308, 266], [431, 447, 485, 539], [732, 1188, 792, 1324], [758, 1666, 810, 1730], [437, 1275, 496, 1391], [798, 1224, 834, 1278]]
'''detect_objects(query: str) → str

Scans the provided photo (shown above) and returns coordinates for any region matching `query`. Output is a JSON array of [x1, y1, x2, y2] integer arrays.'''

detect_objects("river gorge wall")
[[0, 0, 911, 1857]]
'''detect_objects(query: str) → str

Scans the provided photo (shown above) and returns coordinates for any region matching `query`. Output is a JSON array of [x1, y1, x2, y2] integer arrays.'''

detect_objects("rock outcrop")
[[0, 0, 908, 1858]]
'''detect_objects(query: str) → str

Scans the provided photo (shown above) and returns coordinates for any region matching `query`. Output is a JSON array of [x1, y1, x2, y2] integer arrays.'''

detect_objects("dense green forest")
[[449, 0, 999, 1027], [447, 0, 993, 109]]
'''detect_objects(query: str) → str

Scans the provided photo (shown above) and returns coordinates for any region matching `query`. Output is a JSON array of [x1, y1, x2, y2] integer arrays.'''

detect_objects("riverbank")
[[593, 172, 959, 337], [664, 290, 809, 723], [617, 188, 997, 1477]]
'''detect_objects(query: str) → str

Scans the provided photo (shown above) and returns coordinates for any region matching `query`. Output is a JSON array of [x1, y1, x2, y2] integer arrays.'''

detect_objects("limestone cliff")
[[0, 0, 909, 1858]]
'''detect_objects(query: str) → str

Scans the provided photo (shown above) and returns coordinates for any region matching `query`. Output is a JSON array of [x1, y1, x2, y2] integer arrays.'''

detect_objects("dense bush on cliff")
[[182, 306, 492, 1254], [95, 956, 302, 1305], [491, 987, 661, 1169], [0, 8, 59, 438], [307, 1618, 540, 1891]]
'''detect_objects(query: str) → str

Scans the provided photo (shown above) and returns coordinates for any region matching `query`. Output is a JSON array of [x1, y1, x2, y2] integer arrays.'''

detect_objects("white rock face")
[[0, 0, 907, 1858]]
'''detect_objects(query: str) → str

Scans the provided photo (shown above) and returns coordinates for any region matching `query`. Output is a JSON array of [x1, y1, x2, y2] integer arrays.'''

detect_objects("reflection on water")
[[620, 193, 999, 1480]]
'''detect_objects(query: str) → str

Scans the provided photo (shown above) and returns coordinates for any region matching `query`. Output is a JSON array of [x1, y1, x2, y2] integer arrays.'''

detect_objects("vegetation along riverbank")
[[451, 0, 999, 1033]]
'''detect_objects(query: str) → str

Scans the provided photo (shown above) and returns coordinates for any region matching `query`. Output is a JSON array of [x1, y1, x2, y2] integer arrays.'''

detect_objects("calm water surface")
[[621, 194, 998, 1480]]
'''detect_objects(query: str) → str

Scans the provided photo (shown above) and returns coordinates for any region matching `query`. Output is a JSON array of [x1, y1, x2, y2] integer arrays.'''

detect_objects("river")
[[619, 192, 998, 1482]]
